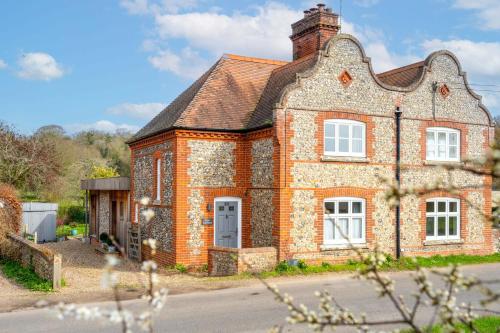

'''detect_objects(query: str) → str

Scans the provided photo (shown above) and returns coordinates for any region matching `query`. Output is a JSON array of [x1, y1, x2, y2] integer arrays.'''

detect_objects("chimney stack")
[[290, 3, 340, 60]]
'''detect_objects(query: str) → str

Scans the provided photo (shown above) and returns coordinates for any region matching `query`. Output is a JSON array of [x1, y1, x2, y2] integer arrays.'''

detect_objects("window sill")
[[423, 239, 464, 246], [152, 200, 161, 206], [320, 243, 368, 251], [424, 160, 463, 167], [321, 156, 369, 163]]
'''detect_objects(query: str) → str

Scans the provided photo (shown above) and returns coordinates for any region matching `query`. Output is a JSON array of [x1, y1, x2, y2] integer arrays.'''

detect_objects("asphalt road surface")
[[0, 263, 498, 333]]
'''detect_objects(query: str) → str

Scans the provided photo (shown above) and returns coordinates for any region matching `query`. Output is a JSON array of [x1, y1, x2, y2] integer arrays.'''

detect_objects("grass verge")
[[401, 316, 500, 332], [259, 253, 500, 278], [0, 259, 53, 292]]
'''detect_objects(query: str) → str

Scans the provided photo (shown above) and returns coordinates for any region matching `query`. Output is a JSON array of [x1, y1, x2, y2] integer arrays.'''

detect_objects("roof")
[[376, 61, 425, 87], [129, 54, 287, 143], [129, 35, 492, 143], [81, 177, 130, 191]]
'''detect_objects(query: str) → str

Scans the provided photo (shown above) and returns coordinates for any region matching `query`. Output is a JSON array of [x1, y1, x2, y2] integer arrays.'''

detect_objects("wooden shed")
[[81, 177, 130, 249]]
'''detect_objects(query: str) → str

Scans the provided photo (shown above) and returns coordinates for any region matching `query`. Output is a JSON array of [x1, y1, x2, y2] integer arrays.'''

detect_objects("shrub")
[[297, 260, 308, 270], [99, 232, 109, 244], [58, 201, 85, 224], [174, 263, 187, 273], [0, 184, 22, 256]]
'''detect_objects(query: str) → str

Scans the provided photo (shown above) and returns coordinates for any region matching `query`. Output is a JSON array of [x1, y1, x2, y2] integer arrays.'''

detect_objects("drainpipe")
[[395, 106, 402, 259]]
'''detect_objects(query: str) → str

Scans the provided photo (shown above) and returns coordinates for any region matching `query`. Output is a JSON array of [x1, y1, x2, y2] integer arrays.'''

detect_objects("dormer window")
[[324, 119, 366, 157], [426, 127, 460, 162]]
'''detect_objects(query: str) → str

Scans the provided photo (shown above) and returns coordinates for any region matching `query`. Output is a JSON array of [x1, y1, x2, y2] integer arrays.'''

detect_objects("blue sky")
[[1, 0, 499, 134]]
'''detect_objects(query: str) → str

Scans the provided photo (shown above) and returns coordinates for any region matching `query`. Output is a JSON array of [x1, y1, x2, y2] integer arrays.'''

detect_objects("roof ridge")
[[224, 53, 289, 66], [377, 60, 425, 77]]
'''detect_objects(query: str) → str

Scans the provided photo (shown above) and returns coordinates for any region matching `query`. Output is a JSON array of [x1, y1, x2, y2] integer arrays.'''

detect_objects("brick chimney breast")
[[290, 3, 340, 60]]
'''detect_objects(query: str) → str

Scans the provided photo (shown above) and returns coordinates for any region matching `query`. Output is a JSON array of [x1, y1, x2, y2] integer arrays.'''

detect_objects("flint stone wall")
[[188, 140, 235, 187], [98, 191, 110, 235], [208, 247, 277, 276], [187, 189, 204, 255], [139, 206, 173, 252], [250, 190, 274, 247], [251, 138, 274, 188], [493, 228, 500, 253], [4, 233, 62, 289]]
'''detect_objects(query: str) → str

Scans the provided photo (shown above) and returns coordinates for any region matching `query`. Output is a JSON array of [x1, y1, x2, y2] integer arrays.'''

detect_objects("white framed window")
[[156, 158, 161, 201], [426, 127, 460, 161], [323, 197, 366, 245], [425, 198, 460, 240], [324, 119, 366, 157]]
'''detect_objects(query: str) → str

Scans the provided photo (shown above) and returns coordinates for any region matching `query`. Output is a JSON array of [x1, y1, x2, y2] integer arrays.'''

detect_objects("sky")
[[1, 0, 499, 134]]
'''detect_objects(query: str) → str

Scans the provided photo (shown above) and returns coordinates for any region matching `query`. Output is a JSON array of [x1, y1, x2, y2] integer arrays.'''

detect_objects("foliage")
[[88, 165, 119, 179], [0, 259, 52, 292], [56, 223, 86, 238], [401, 316, 500, 333], [261, 253, 500, 278], [174, 263, 188, 273], [0, 122, 61, 196], [57, 200, 85, 224], [0, 183, 22, 254]]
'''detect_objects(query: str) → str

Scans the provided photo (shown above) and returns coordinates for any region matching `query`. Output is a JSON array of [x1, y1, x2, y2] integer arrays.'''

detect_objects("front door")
[[215, 201, 238, 248]]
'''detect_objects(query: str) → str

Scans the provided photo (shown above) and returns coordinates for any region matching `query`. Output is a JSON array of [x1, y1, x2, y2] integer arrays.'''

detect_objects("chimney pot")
[[290, 4, 340, 60]]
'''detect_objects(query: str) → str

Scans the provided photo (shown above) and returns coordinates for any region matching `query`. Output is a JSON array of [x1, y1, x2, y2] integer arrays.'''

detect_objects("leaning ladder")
[[128, 223, 141, 261]]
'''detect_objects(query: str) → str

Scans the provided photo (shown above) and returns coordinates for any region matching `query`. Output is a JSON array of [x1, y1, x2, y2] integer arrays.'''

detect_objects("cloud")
[[153, 3, 302, 60], [421, 39, 500, 77], [120, 0, 198, 15], [0, 59, 6, 69], [17, 52, 65, 81], [353, 0, 379, 7], [453, 0, 500, 30], [120, 0, 150, 15], [365, 42, 420, 72], [65, 120, 140, 134], [106, 102, 166, 119], [148, 47, 212, 79]]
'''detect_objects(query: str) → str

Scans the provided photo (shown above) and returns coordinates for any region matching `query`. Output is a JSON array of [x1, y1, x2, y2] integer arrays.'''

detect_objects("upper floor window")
[[156, 158, 161, 201], [426, 127, 460, 162], [426, 198, 460, 240], [324, 120, 366, 157], [324, 197, 365, 245]]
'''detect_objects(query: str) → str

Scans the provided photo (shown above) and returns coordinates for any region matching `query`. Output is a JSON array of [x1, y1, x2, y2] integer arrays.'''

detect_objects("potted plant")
[[69, 222, 78, 236], [99, 232, 110, 251]]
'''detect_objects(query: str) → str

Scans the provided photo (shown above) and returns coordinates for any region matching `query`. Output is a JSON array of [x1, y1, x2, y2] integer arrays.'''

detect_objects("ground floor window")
[[426, 198, 460, 240], [323, 197, 365, 245]]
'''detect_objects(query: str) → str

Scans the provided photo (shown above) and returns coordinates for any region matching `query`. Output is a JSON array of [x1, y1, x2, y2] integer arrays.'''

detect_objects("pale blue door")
[[215, 201, 238, 248]]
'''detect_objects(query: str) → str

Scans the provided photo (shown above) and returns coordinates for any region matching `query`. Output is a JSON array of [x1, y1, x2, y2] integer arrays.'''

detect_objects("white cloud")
[[106, 102, 166, 119], [0, 59, 6, 69], [17, 52, 65, 81], [353, 0, 379, 7], [421, 39, 500, 77], [65, 120, 139, 134], [365, 42, 420, 72], [148, 47, 212, 79], [153, 3, 302, 60], [120, 0, 150, 15], [453, 0, 500, 30]]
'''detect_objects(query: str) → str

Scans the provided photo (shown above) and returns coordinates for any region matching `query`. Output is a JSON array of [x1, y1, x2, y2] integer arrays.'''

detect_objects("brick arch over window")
[[419, 120, 469, 162]]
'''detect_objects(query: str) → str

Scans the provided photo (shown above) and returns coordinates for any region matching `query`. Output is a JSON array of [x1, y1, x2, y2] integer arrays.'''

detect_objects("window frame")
[[425, 197, 460, 241], [425, 127, 460, 162], [323, 197, 366, 245], [323, 119, 366, 158]]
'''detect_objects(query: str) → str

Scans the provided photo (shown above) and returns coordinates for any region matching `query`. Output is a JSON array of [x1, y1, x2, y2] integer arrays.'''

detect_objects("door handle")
[[222, 235, 231, 239]]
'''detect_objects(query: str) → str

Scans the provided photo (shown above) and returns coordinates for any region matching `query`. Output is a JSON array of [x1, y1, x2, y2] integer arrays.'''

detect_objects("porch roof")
[[80, 177, 130, 191]]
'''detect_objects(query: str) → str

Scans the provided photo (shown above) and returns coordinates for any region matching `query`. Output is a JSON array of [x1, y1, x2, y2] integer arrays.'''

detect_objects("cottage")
[[117, 4, 493, 267]]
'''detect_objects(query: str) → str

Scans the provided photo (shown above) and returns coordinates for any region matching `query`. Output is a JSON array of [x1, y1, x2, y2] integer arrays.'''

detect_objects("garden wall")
[[4, 233, 62, 289], [208, 246, 277, 276]]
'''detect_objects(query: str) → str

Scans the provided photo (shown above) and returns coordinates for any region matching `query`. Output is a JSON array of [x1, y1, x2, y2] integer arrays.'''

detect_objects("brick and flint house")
[[120, 4, 495, 267]]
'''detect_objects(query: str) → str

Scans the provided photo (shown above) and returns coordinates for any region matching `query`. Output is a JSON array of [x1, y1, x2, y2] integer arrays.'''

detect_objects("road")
[[0, 263, 498, 333]]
